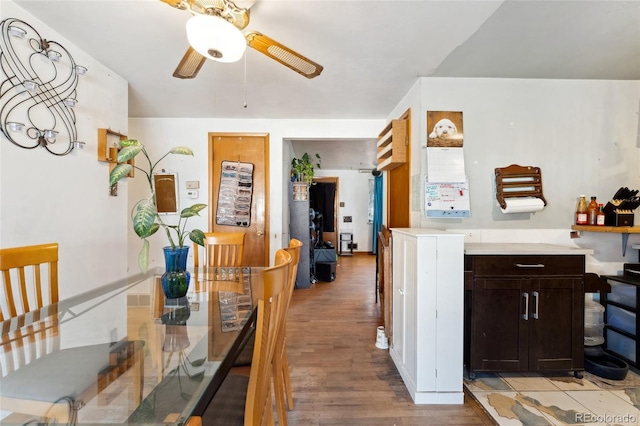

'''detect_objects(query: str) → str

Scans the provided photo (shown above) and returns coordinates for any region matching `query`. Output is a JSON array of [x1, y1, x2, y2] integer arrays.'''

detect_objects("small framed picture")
[[153, 172, 179, 214]]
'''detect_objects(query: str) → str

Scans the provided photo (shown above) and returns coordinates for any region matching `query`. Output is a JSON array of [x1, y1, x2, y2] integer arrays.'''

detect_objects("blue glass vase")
[[161, 246, 191, 299]]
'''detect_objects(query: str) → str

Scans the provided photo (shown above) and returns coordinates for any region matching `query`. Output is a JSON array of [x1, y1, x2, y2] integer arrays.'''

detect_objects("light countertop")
[[464, 243, 593, 255], [391, 228, 464, 237]]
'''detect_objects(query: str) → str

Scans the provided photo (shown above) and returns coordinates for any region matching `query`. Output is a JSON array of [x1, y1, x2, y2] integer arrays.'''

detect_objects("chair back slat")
[[0, 243, 59, 321], [2, 270, 16, 319], [194, 232, 245, 268], [245, 249, 291, 426]]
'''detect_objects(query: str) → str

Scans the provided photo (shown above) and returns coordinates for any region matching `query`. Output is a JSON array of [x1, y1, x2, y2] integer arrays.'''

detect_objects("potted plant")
[[109, 139, 206, 298], [291, 152, 321, 185]]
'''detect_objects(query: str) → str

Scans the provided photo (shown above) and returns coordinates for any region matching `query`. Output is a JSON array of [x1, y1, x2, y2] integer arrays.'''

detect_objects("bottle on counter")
[[587, 196, 598, 225], [576, 195, 588, 225], [596, 203, 605, 226]]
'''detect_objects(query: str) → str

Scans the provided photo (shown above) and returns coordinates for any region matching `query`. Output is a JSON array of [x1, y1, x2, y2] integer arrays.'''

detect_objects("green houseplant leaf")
[[117, 144, 143, 162], [109, 164, 133, 186], [189, 229, 205, 246], [180, 204, 207, 218], [169, 147, 194, 156], [133, 199, 158, 238], [138, 239, 150, 273]]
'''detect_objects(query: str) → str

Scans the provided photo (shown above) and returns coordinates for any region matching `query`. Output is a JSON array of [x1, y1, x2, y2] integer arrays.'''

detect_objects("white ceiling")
[[10, 0, 640, 170]]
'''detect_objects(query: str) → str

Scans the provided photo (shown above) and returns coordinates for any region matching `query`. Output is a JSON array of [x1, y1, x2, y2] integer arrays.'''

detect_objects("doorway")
[[309, 177, 338, 250]]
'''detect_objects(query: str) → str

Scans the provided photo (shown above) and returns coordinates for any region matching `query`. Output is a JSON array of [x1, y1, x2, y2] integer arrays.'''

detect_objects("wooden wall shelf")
[[571, 225, 640, 256], [376, 119, 407, 172], [98, 128, 133, 177]]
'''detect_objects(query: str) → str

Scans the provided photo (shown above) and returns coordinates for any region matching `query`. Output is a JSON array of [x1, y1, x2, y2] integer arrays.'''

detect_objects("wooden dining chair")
[[194, 232, 245, 268], [272, 238, 302, 424], [0, 242, 59, 321], [202, 249, 292, 425], [0, 242, 65, 422]]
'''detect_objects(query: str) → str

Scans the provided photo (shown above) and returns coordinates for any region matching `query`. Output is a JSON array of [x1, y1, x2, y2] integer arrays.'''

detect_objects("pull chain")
[[243, 51, 248, 108]]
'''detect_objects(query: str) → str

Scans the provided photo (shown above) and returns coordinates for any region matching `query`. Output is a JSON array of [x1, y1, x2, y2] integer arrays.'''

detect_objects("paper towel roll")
[[500, 197, 545, 214]]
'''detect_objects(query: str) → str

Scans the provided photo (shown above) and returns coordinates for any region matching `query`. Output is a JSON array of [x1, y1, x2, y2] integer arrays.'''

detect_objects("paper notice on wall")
[[427, 147, 466, 183], [425, 178, 470, 218]]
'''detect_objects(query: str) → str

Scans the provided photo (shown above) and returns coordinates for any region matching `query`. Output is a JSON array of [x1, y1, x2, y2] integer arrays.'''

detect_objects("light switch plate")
[[186, 190, 199, 199]]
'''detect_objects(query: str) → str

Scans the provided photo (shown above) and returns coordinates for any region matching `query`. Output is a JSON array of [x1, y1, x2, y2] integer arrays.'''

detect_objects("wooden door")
[[208, 133, 269, 267]]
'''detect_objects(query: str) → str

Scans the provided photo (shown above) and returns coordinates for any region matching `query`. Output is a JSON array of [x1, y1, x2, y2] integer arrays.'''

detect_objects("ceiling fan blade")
[[246, 32, 323, 79], [173, 47, 207, 79]]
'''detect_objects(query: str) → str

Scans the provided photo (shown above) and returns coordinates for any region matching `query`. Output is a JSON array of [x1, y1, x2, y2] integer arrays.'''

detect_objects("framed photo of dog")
[[427, 111, 464, 147]]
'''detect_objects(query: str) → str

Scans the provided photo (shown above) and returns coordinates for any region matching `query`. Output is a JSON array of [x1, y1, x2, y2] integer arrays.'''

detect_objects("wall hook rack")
[[495, 164, 547, 210]]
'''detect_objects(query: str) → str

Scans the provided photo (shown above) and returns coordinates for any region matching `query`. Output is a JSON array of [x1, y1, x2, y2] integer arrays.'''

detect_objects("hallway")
[[284, 254, 493, 425]]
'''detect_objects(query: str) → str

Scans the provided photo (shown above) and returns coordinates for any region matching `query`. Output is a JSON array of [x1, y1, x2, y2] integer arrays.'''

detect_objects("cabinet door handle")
[[515, 263, 545, 268], [523, 292, 529, 320], [399, 288, 404, 296], [532, 291, 539, 319]]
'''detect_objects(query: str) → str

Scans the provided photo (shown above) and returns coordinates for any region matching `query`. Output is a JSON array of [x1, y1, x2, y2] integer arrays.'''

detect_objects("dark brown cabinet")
[[465, 254, 585, 379]]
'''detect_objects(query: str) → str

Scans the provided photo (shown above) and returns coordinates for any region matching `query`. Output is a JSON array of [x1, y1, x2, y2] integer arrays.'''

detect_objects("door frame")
[[312, 176, 339, 250]]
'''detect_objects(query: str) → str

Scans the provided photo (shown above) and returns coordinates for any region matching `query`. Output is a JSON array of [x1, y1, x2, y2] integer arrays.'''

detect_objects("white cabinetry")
[[390, 228, 464, 404]]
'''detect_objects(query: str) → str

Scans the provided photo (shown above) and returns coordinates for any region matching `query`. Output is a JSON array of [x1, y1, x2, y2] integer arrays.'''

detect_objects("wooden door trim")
[[207, 132, 270, 266], [312, 176, 339, 250]]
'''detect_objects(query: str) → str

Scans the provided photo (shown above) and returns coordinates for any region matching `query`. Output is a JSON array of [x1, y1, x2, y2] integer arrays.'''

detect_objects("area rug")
[[464, 370, 640, 426]]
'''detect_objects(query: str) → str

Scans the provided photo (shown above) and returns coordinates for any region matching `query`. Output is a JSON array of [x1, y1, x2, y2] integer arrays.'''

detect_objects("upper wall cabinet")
[[377, 119, 407, 171]]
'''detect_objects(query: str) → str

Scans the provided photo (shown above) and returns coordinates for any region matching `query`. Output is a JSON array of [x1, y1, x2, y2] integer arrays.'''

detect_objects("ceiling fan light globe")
[[186, 15, 246, 63]]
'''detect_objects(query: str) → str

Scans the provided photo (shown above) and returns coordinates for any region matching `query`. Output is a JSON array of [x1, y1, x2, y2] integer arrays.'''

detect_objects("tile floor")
[[464, 370, 640, 426]]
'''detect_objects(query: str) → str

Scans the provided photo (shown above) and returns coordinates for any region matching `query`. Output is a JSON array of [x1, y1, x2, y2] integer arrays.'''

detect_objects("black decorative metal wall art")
[[0, 18, 86, 156]]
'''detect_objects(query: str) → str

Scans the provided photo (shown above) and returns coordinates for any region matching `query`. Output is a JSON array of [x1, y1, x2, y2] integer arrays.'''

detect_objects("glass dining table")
[[0, 266, 265, 425]]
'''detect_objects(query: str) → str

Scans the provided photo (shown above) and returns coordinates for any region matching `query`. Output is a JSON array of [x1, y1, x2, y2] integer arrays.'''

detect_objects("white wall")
[[314, 169, 374, 252], [0, 2, 129, 299], [388, 77, 640, 275], [127, 118, 383, 268]]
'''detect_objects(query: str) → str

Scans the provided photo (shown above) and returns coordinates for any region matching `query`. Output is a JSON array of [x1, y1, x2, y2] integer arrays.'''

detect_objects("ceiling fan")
[[160, 0, 323, 80]]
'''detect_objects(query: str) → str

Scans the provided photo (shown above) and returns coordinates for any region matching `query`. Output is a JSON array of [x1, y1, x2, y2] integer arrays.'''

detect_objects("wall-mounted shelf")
[[376, 119, 407, 172], [571, 225, 640, 256], [98, 128, 133, 177]]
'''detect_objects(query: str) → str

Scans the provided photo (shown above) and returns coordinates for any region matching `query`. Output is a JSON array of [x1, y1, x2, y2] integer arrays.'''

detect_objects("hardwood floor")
[[284, 253, 495, 425]]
